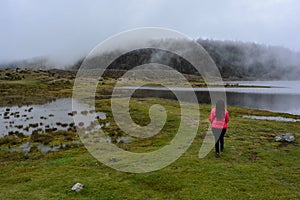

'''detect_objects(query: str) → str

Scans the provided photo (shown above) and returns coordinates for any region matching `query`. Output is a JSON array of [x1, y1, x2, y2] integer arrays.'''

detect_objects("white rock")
[[71, 182, 83, 192], [275, 133, 295, 142]]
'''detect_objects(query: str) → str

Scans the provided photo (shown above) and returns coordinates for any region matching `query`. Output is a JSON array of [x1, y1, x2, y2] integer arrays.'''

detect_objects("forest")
[[2, 39, 300, 80], [198, 39, 300, 79], [77, 38, 300, 80]]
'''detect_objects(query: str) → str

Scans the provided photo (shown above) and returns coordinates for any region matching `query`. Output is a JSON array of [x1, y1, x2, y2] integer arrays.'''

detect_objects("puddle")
[[85, 136, 132, 145], [19, 142, 31, 152], [243, 115, 300, 122], [116, 136, 131, 144], [18, 141, 64, 153], [7, 140, 81, 153], [0, 98, 106, 137], [36, 143, 64, 153], [6, 135, 132, 154]]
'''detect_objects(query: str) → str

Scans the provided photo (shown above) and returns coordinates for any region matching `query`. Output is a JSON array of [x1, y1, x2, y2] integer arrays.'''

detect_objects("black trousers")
[[212, 128, 227, 153]]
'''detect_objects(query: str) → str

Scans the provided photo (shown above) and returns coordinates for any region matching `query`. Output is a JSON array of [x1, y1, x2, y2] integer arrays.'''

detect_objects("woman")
[[209, 100, 229, 158]]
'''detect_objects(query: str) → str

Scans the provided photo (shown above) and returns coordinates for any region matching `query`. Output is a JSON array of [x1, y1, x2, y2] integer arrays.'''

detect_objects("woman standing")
[[209, 100, 229, 158]]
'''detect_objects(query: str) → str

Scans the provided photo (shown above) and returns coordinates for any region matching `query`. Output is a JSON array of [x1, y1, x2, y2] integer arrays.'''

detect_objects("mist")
[[1, 0, 300, 68], [0, 54, 85, 70], [198, 39, 300, 80]]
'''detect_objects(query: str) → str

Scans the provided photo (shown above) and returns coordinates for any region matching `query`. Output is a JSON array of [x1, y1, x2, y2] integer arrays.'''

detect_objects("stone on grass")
[[275, 133, 295, 142], [71, 183, 83, 192]]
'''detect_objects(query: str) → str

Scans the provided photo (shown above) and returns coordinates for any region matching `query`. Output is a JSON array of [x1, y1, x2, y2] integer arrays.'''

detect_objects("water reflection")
[[8, 141, 80, 153], [243, 115, 300, 122], [0, 98, 106, 137], [120, 81, 300, 115]]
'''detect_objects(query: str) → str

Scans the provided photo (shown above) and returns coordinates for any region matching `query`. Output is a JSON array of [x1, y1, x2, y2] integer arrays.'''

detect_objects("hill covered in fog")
[[198, 39, 300, 80], [2, 39, 300, 80]]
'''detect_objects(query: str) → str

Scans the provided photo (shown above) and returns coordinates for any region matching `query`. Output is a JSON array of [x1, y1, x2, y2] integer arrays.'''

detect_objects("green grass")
[[1, 97, 299, 199], [0, 69, 74, 106], [0, 69, 299, 199]]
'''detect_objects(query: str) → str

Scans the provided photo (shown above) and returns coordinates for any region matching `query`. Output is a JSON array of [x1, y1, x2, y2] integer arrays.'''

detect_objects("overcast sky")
[[1, 0, 299, 65]]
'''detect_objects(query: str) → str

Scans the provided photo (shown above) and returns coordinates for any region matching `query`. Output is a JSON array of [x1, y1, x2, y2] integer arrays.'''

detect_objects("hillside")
[[75, 39, 300, 80], [2, 39, 300, 80], [198, 39, 300, 80]]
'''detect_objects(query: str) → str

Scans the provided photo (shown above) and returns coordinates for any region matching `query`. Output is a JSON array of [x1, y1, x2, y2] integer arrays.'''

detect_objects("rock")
[[81, 110, 89, 115], [61, 123, 68, 127], [72, 111, 77, 115], [68, 112, 74, 116], [275, 133, 295, 142], [29, 123, 39, 128], [71, 183, 83, 192], [16, 125, 23, 129]]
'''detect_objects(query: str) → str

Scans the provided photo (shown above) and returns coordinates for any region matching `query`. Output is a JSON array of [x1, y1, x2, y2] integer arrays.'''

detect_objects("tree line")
[[2, 38, 299, 80]]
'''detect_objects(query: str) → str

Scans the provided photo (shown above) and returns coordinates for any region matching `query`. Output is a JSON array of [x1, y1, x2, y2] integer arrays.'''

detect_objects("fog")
[[0, 0, 300, 67]]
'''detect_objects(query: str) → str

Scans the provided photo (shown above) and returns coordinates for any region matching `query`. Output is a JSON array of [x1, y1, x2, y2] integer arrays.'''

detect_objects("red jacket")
[[209, 108, 229, 129]]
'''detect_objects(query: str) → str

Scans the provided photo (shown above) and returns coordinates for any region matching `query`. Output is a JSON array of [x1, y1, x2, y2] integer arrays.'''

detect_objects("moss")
[[30, 131, 53, 145]]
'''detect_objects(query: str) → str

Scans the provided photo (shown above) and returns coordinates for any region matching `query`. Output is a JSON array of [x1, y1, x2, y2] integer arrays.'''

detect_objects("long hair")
[[216, 100, 225, 120]]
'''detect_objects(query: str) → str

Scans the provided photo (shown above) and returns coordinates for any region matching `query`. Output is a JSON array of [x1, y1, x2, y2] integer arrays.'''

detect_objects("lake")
[[1, 81, 299, 137], [0, 98, 107, 137], [120, 81, 300, 115]]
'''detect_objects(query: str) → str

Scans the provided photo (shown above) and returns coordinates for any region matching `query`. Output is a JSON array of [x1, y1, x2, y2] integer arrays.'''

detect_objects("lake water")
[[0, 98, 107, 137], [1, 81, 299, 138], [243, 115, 300, 122], [121, 81, 300, 115]]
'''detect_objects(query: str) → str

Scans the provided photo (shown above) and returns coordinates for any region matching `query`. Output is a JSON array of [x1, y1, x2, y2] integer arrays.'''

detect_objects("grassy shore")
[[1, 97, 299, 199], [0, 69, 74, 106], [0, 69, 299, 199]]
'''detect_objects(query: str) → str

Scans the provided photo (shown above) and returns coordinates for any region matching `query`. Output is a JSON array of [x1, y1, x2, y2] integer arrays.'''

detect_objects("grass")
[[0, 69, 74, 106], [0, 97, 299, 199], [0, 69, 299, 199]]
